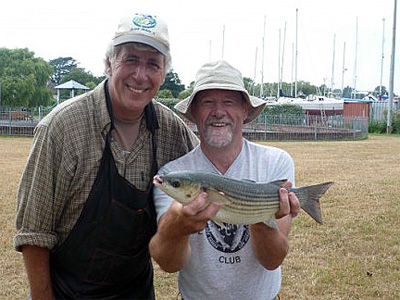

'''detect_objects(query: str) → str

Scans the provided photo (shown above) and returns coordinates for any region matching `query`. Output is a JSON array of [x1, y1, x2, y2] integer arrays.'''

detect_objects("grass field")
[[1, 135, 399, 299]]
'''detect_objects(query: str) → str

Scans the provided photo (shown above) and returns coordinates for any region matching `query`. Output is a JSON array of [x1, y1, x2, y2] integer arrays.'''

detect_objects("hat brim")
[[113, 34, 170, 60], [175, 87, 266, 124]]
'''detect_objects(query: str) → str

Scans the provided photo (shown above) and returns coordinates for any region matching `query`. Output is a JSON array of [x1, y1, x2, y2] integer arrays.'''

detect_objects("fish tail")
[[294, 182, 334, 224]]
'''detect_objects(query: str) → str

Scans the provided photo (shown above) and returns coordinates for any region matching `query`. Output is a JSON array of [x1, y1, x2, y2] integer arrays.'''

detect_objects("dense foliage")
[[57, 66, 105, 100], [156, 98, 180, 111], [263, 103, 304, 116], [368, 111, 400, 134], [159, 70, 185, 98], [49, 57, 78, 85], [0, 48, 53, 107]]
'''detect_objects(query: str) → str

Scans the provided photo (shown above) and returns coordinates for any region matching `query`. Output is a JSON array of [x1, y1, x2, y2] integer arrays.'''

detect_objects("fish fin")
[[241, 178, 257, 183], [295, 182, 334, 224], [206, 189, 230, 205], [264, 217, 278, 229], [269, 179, 288, 187]]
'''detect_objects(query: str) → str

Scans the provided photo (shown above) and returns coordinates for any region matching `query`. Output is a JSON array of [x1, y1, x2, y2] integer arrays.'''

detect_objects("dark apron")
[[50, 82, 159, 299]]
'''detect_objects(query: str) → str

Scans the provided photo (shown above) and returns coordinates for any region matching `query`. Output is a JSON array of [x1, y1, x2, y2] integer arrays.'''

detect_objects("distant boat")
[[272, 95, 344, 116]]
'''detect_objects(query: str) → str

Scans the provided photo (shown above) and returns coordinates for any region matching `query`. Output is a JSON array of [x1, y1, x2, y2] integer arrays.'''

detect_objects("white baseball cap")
[[175, 60, 266, 123], [112, 13, 171, 63]]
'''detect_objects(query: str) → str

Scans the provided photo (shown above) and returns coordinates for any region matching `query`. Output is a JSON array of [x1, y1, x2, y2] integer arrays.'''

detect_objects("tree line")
[[0, 47, 389, 109]]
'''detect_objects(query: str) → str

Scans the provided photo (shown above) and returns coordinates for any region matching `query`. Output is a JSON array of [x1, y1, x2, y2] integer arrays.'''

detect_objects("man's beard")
[[203, 118, 233, 148]]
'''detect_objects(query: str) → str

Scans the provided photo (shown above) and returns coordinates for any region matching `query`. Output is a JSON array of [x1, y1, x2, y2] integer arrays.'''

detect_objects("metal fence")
[[0, 108, 368, 141], [0, 110, 38, 136], [369, 101, 400, 121], [186, 114, 368, 141]]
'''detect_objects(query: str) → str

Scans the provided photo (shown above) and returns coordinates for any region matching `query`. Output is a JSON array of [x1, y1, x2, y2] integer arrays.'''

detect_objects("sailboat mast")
[[278, 28, 281, 98], [331, 34, 336, 93], [380, 18, 386, 98], [295, 8, 298, 98], [280, 22, 287, 98], [353, 17, 358, 98], [291, 42, 294, 96], [387, 0, 397, 133], [252, 47, 258, 96], [260, 16, 266, 98], [341, 42, 346, 97]]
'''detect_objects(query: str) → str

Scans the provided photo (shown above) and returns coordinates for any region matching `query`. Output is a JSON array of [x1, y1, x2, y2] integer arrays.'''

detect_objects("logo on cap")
[[132, 14, 157, 29]]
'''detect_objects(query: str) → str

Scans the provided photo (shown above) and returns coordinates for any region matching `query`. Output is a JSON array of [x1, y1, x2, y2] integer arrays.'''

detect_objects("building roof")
[[54, 80, 89, 90]]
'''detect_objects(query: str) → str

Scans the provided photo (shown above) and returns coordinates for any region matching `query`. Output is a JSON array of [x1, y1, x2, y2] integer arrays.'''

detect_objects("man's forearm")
[[250, 216, 292, 270], [22, 245, 54, 300], [149, 213, 191, 273]]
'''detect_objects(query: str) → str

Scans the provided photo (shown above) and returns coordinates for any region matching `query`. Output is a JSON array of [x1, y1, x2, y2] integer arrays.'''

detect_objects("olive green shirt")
[[14, 81, 198, 251]]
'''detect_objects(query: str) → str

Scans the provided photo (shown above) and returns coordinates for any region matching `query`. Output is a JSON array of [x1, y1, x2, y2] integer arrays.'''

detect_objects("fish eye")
[[171, 180, 180, 188]]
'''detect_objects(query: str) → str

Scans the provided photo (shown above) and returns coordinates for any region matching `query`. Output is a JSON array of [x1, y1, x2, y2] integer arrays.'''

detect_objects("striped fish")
[[153, 171, 333, 227]]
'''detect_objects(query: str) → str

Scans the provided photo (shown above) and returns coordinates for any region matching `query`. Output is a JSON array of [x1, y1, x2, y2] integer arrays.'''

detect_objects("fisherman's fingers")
[[197, 202, 222, 220], [276, 188, 290, 219], [186, 203, 222, 232], [180, 196, 222, 232], [288, 192, 300, 218], [282, 180, 293, 189]]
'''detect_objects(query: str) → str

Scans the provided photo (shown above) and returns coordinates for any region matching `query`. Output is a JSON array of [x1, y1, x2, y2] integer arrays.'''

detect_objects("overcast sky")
[[1, 0, 398, 94]]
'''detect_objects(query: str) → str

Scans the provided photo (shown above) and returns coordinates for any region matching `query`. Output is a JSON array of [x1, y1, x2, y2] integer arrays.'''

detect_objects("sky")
[[1, 0, 399, 95]]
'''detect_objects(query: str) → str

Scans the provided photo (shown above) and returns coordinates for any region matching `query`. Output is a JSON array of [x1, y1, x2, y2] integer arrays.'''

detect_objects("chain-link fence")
[[0, 109, 38, 136], [185, 114, 368, 141], [0, 109, 368, 141]]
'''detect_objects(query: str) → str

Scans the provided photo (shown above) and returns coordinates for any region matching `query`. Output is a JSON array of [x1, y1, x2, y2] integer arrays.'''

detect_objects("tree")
[[49, 57, 78, 84], [243, 77, 256, 95], [159, 70, 185, 98], [0, 48, 53, 107], [178, 89, 192, 100], [56, 67, 105, 100], [342, 86, 353, 98], [61, 67, 105, 86], [374, 85, 388, 99], [157, 89, 174, 99], [297, 80, 318, 97], [319, 84, 328, 96]]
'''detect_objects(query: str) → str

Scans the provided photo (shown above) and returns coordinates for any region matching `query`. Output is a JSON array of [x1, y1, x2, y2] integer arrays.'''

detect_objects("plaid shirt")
[[14, 81, 198, 251]]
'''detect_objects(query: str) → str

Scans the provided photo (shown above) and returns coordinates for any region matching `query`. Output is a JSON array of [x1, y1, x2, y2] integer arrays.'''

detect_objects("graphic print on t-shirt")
[[204, 221, 249, 253]]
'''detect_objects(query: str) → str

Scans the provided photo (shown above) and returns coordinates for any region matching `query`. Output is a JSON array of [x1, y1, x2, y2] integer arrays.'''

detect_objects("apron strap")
[[144, 102, 159, 175]]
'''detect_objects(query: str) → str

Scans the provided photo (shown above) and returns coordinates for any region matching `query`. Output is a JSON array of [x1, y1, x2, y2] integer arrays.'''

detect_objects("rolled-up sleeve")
[[15, 123, 62, 251]]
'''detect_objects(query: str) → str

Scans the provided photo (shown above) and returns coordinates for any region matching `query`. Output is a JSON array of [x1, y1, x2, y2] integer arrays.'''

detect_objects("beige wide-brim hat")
[[175, 60, 266, 124]]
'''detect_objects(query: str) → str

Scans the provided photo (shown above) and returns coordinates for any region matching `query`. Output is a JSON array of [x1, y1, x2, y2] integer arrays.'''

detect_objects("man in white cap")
[[15, 13, 198, 300], [150, 60, 300, 300]]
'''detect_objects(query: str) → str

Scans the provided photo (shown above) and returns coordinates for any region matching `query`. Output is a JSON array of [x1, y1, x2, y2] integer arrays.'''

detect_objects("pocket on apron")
[[85, 246, 149, 284], [102, 199, 153, 251]]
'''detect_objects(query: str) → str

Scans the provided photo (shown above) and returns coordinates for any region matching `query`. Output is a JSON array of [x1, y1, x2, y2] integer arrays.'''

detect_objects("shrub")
[[263, 104, 304, 117], [368, 111, 400, 134], [156, 98, 180, 111]]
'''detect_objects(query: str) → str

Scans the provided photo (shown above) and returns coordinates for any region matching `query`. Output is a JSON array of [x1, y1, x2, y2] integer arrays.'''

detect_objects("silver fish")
[[153, 171, 333, 226]]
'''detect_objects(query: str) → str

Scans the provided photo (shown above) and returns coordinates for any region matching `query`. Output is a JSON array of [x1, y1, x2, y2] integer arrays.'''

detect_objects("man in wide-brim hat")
[[150, 60, 301, 300]]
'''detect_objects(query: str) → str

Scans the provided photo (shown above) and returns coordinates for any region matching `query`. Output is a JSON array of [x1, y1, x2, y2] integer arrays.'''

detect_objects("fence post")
[[314, 119, 317, 140], [8, 108, 11, 135]]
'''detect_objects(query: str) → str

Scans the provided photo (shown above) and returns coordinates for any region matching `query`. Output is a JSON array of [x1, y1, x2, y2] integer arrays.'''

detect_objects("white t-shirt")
[[154, 138, 295, 300]]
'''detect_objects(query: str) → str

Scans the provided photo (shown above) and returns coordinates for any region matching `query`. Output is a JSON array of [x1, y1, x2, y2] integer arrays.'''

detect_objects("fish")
[[153, 171, 333, 227]]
